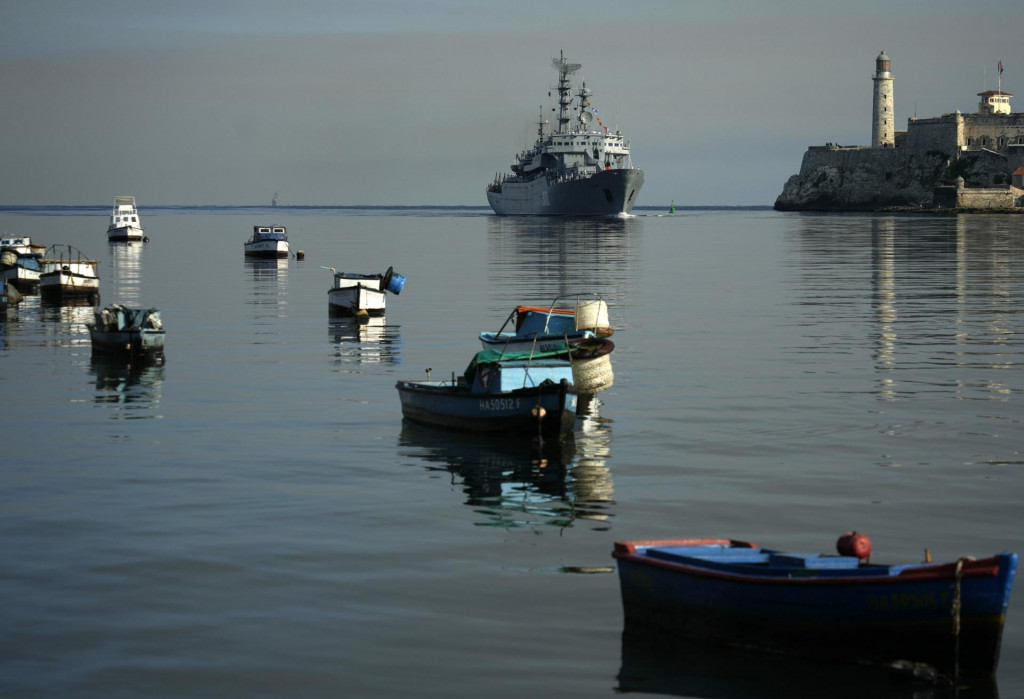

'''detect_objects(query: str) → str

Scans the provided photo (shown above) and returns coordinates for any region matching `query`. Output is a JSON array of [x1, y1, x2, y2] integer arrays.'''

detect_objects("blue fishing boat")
[[480, 297, 616, 394], [478, 296, 613, 354], [395, 348, 577, 436], [612, 536, 1017, 681]]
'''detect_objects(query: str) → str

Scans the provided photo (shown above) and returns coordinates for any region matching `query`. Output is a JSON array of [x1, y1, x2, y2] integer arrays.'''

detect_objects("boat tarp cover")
[[463, 347, 569, 385], [99, 304, 160, 331]]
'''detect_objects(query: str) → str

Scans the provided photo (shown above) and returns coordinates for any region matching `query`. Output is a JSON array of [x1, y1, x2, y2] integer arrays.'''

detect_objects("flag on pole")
[[998, 60, 1003, 76]]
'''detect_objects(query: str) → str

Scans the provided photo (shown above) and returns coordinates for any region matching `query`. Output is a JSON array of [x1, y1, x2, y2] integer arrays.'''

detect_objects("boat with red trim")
[[612, 535, 1017, 681]]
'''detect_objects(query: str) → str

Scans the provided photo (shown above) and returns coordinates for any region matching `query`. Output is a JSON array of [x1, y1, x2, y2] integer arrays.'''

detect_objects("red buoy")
[[837, 531, 872, 561]]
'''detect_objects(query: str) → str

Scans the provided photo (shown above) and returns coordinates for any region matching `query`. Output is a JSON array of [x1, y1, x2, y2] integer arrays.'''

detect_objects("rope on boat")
[[951, 555, 976, 687]]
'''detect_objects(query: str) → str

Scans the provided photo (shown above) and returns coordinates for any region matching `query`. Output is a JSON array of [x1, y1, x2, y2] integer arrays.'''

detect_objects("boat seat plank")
[[648, 547, 770, 565], [769, 553, 861, 569]]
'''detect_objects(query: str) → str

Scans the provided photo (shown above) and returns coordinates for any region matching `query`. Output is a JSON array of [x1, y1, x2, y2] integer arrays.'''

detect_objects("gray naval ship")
[[486, 51, 644, 216]]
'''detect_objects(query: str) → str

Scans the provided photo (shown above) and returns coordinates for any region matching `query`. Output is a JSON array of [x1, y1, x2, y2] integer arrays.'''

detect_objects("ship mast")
[[553, 50, 581, 135], [576, 80, 593, 130]]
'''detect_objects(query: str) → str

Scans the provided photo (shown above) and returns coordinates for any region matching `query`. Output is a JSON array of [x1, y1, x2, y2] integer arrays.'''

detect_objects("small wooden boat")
[[396, 348, 577, 436], [479, 295, 614, 354], [107, 196, 145, 242], [481, 297, 616, 393], [87, 304, 165, 361], [244, 225, 289, 258], [38, 244, 100, 305], [326, 266, 406, 318], [612, 535, 1018, 681]]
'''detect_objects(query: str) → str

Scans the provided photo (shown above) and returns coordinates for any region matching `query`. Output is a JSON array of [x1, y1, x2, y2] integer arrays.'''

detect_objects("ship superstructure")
[[486, 51, 644, 216]]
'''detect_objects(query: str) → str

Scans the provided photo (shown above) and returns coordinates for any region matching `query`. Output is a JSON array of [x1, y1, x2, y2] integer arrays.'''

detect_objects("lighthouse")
[[872, 51, 895, 148]]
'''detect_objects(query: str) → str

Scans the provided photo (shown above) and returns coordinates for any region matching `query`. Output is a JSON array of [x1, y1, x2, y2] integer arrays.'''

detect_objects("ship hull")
[[487, 168, 644, 216]]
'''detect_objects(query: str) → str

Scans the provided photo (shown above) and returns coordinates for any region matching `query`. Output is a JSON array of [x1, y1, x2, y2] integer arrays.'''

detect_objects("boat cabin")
[[252, 226, 287, 241], [463, 351, 574, 394]]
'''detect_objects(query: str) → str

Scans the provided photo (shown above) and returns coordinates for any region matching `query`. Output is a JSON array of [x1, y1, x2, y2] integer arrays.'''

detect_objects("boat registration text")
[[479, 397, 521, 412]]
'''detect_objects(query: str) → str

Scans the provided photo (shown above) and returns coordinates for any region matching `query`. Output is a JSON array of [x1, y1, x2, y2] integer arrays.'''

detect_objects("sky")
[[0, 0, 1020, 207]]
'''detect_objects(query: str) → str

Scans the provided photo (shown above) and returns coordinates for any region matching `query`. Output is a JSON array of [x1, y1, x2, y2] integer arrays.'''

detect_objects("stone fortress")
[[775, 52, 1024, 211]]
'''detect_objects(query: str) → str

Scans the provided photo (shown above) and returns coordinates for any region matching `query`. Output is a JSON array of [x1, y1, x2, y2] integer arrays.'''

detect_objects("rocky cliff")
[[774, 147, 947, 211]]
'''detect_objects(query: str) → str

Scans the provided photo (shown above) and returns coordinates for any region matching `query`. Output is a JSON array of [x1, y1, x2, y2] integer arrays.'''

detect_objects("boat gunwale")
[[396, 377, 576, 398], [613, 539, 1011, 587]]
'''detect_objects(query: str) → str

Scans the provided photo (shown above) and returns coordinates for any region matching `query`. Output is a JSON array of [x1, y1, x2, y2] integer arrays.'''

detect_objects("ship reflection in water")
[[398, 404, 613, 529], [485, 215, 639, 316], [329, 316, 402, 366], [89, 356, 165, 419], [617, 630, 998, 699]]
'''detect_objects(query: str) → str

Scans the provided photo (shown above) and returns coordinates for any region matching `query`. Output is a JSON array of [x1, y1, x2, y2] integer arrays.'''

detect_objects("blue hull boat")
[[396, 349, 577, 436], [613, 538, 1017, 680], [479, 297, 613, 354]]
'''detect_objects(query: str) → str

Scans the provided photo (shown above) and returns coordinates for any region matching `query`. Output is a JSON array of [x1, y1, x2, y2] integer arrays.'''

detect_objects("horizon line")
[[0, 203, 774, 211]]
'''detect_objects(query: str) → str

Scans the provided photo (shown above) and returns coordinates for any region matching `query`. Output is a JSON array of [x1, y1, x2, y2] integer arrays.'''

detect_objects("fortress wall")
[[962, 114, 1024, 148], [955, 187, 1019, 209], [905, 117, 959, 155]]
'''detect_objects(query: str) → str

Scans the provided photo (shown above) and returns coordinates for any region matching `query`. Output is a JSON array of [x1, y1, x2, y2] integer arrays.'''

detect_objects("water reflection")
[[329, 316, 402, 365], [38, 303, 94, 348], [486, 216, 639, 323], [89, 356, 165, 419], [871, 218, 898, 401], [795, 214, 1024, 403], [399, 416, 614, 529], [108, 240, 144, 304], [245, 258, 289, 320], [617, 630, 995, 698]]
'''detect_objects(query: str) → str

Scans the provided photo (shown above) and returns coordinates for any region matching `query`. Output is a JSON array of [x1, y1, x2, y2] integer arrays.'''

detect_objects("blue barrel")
[[383, 266, 406, 295]]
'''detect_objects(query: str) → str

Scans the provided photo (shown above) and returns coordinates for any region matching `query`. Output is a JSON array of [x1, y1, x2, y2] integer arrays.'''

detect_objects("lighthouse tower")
[[872, 51, 895, 148]]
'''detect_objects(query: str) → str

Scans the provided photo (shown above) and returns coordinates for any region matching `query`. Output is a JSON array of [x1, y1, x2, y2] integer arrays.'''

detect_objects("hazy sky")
[[0, 0, 1019, 206]]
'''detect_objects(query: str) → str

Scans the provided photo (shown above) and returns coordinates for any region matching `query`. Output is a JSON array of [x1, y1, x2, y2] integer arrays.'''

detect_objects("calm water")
[[1, 207, 1022, 698]]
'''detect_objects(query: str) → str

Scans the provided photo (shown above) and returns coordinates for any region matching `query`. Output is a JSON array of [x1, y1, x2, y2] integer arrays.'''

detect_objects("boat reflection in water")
[[329, 316, 402, 366], [245, 257, 289, 321], [89, 356, 165, 419], [616, 631, 993, 699], [39, 303, 94, 349], [108, 239, 144, 305], [399, 413, 613, 529]]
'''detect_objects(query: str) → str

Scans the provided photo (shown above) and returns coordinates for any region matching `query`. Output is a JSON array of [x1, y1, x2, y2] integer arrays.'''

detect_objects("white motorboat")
[[107, 196, 145, 242], [244, 225, 289, 258]]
